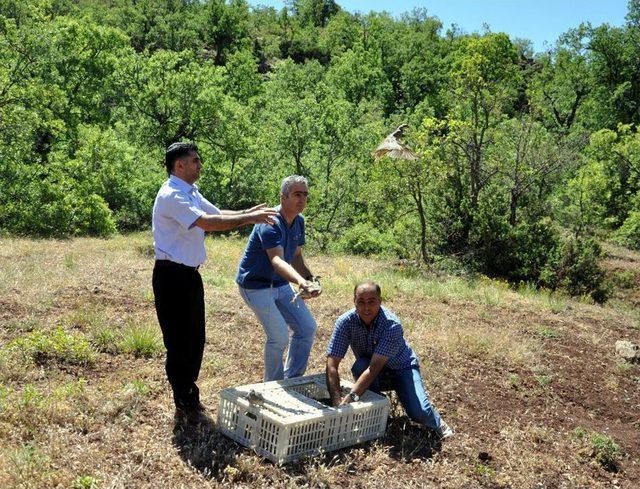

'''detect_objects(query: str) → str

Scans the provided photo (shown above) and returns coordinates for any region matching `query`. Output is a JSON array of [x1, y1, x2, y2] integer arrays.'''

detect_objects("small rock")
[[478, 451, 492, 462], [615, 340, 640, 363]]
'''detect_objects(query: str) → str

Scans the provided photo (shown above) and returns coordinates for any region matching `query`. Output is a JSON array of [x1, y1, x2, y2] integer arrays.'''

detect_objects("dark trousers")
[[152, 261, 205, 410]]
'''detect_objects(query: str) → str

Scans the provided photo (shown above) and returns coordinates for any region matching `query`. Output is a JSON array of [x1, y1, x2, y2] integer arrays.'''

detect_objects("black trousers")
[[152, 260, 205, 410]]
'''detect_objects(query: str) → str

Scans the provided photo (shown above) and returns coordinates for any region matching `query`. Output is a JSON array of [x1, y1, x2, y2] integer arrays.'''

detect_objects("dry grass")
[[0, 232, 639, 488]]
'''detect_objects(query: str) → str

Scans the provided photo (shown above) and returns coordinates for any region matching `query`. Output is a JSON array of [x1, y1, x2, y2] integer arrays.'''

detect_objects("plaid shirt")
[[327, 306, 418, 370]]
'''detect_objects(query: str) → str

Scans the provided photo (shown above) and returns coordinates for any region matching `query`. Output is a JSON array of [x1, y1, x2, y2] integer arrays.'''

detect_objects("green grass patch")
[[19, 384, 45, 410], [7, 442, 53, 487], [0, 384, 8, 412], [72, 476, 98, 489], [7, 327, 96, 366], [136, 243, 155, 259], [53, 379, 87, 401], [119, 324, 163, 358], [533, 325, 561, 340], [90, 325, 122, 354], [616, 361, 634, 373], [65, 307, 108, 331], [507, 373, 520, 389], [0, 348, 27, 382], [202, 272, 234, 288], [5, 317, 40, 333], [63, 253, 78, 270], [517, 284, 569, 313], [534, 373, 554, 387], [474, 463, 496, 477], [124, 379, 150, 396]]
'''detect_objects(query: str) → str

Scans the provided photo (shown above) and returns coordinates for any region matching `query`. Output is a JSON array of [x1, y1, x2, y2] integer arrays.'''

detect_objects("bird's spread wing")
[[373, 134, 418, 160]]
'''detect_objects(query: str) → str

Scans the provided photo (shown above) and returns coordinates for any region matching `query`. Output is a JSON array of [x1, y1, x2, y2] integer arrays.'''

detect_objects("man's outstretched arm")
[[341, 354, 389, 405], [194, 204, 277, 232], [326, 356, 343, 407]]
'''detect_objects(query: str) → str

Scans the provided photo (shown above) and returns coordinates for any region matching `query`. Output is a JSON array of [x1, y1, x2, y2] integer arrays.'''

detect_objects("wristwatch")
[[348, 391, 360, 402]]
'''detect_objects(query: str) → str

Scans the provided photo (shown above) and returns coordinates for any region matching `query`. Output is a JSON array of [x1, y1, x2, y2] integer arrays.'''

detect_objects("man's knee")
[[266, 335, 288, 351], [304, 318, 317, 338], [351, 357, 371, 379]]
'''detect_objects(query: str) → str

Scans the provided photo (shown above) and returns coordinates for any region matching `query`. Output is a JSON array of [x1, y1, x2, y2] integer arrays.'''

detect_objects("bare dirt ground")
[[0, 233, 638, 488]]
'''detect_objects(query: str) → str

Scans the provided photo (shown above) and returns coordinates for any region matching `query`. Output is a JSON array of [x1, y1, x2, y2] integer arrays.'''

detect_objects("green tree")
[[203, 0, 251, 65]]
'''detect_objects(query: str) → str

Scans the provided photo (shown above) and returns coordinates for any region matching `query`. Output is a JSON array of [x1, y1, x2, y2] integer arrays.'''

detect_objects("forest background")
[[2, 0, 640, 301]]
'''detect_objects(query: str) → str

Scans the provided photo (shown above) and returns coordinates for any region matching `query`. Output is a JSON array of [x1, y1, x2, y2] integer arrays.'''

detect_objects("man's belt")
[[155, 259, 200, 271]]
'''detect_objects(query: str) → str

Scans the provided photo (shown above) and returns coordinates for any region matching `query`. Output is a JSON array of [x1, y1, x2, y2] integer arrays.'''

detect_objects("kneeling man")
[[325, 281, 453, 439]]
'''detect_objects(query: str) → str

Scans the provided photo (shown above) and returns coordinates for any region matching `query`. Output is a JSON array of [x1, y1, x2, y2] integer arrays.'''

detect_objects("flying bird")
[[372, 124, 418, 161]]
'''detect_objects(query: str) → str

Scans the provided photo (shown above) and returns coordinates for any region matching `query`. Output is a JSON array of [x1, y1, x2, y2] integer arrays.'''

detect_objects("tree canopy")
[[2, 0, 639, 301]]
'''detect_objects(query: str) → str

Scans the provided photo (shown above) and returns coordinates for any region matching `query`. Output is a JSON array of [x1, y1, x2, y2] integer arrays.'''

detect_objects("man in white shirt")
[[152, 142, 277, 421]]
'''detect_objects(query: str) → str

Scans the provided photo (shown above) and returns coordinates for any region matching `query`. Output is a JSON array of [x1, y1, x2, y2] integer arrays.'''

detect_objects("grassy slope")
[[0, 232, 638, 488]]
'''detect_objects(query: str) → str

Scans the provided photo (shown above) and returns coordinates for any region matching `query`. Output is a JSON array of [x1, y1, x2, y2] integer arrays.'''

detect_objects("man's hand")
[[339, 395, 352, 406], [293, 276, 322, 301], [243, 204, 278, 225]]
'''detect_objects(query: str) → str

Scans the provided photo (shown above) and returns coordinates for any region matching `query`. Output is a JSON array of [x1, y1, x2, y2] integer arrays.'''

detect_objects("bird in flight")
[[372, 124, 418, 160]]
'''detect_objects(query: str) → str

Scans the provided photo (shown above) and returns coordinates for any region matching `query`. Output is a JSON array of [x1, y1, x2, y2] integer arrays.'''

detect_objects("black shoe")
[[175, 406, 209, 425], [193, 401, 209, 413]]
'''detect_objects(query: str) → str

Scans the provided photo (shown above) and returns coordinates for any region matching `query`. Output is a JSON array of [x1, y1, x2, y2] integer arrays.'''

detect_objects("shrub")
[[9, 327, 96, 366], [611, 270, 636, 289], [589, 433, 621, 472], [540, 237, 609, 303], [612, 210, 640, 250], [336, 223, 399, 256], [471, 217, 560, 283], [2, 174, 116, 238]]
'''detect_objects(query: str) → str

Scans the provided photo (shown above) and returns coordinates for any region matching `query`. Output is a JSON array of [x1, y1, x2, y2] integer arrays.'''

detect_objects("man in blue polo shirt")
[[326, 281, 453, 439], [236, 175, 321, 382]]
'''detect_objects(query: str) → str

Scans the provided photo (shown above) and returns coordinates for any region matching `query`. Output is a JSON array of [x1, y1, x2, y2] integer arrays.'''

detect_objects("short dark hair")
[[165, 142, 198, 174], [354, 281, 381, 298]]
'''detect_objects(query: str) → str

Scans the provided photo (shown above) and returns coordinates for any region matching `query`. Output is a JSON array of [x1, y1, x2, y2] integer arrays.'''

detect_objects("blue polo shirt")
[[236, 210, 306, 289], [326, 306, 419, 370]]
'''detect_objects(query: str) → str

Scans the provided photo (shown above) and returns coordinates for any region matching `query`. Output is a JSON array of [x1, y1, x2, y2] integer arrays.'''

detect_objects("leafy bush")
[[471, 217, 560, 283], [589, 433, 621, 472], [335, 223, 399, 256], [3, 173, 116, 238], [612, 210, 640, 250], [611, 270, 636, 289], [8, 327, 96, 366], [540, 237, 609, 303]]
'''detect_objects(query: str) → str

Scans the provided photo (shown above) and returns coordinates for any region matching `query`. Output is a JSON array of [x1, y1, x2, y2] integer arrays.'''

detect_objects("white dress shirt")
[[152, 175, 221, 267]]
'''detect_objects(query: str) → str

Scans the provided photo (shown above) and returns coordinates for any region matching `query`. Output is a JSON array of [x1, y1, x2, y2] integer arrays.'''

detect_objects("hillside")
[[0, 233, 638, 488]]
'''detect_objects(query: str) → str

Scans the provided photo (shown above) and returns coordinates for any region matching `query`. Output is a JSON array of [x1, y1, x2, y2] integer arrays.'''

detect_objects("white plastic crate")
[[218, 374, 390, 463]]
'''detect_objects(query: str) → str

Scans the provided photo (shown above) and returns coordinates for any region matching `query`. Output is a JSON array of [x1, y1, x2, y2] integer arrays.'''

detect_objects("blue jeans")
[[239, 284, 317, 381], [352, 357, 442, 430]]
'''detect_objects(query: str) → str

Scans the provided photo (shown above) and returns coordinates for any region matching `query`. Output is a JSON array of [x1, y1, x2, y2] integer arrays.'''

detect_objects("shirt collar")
[[275, 204, 301, 228], [169, 174, 198, 194]]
